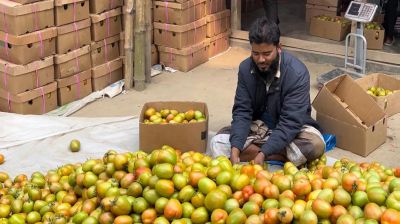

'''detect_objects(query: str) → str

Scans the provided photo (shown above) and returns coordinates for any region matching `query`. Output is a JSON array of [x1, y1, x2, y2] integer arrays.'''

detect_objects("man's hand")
[[230, 147, 241, 164], [254, 152, 265, 165]]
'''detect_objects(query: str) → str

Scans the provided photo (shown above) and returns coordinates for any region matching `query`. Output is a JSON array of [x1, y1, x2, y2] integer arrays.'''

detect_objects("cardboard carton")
[[310, 16, 351, 41], [91, 57, 123, 91], [91, 34, 120, 67], [365, 27, 384, 50], [306, 0, 341, 7], [90, 7, 122, 42], [54, 0, 89, 26], [0, 56, 54, 94], [57, 69, 92, 106], [56, 18, 91, 54], [139, 101, 209, 153], [208, 30, 230, 58], [158, 39, 209, 72], [206, 9, 230, 38], [312, 74, 387, 156], [355, 73, 400, 117], [89, 0, 123, 14], [0, 27, 56, 65], [153, 0, 206, 25], [306, 4, 338, 23], [154, 17, 207, 49], [0, 0, 54, 36], [0, 81, 57, 114], [7, 0, 40, 4], [55, 45, 91, 79], [206, 0, 226, 15], [152, 44, 158, 65]]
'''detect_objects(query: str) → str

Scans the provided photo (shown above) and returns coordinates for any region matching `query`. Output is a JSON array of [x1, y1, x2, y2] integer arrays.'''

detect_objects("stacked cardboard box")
[[89, 0, 123, 91], [54, 0, 92, 106], [154, 0, 209, 72], [206, 0, 230, 58], [309, 16, 351, 41], [0, 0, 57, 114], [306, 0, 341, 24]]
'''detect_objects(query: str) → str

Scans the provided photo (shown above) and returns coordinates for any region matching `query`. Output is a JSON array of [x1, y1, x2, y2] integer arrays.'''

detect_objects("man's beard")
[[254, 52, 280, 79]]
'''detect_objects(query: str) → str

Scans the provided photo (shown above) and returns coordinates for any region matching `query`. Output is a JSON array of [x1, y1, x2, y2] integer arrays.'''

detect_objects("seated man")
[[210, 17, 325, 166]]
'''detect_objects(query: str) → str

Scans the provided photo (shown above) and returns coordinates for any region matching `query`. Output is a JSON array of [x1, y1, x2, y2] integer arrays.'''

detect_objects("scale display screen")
[[345, 1, 377, 23]]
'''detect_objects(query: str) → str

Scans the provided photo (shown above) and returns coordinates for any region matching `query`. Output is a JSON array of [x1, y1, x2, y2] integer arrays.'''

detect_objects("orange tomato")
[[264, 208, 279, 224], [381, 208, 400, 224]]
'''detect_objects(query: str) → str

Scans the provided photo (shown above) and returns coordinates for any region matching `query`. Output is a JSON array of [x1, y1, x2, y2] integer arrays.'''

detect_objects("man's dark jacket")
[[229, 50, 320, 156]]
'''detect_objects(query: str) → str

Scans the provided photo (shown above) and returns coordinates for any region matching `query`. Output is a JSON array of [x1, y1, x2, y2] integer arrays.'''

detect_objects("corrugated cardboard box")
[[55, 45, 91, 79], [153, 0, 206, 25], [7, 0, 40, 4], [154, 17, 207, 49], [152, 44, 158, 65], [89, 0, 123, 14], [208, 30, 230, 58], [0, 56, 54, 94], [313, 74, 387, 157], [91, 35, 120, 67], [158, 39, 209, 72], [90, 7, 122, 42], [91, 57, 123, 91], [307, 0, 341, 7], [206, 9, 230, 38], [0, 81, 57, 114], [365, 27, 384, 50], [310, 16, 351, 41], [56, 18, 91, 54], [57, 69, 92, 106], [0, 27, 56, 65], [54, 0, 89, 26], [356, 73, 400, 117], [139, 101, 209, 153], [206, 0, 226, 15], [0, 0, 54, 36], [306, 4, 338, 23]]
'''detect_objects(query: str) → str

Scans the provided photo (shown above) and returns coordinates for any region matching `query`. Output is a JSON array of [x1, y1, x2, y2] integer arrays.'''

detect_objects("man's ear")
[[277, 43, 282, 53]]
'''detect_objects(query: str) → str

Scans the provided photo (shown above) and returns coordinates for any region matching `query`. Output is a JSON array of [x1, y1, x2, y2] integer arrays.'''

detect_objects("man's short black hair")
[[249, 17, 280, 46]]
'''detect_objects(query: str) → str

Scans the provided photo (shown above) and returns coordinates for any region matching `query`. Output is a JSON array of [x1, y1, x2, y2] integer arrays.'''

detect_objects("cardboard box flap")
[[206, 9, 230, 22], [57, 69, 91, 88], [357, 73, 400, 91], [54, 0, 85, 6], [140, 101, 209, 122], [153, 0, 206, 10], [313, 75, 386, 128], [0, 0, 54, 16], [0, 27, 57, 45], [153, 17, 206, 32], [90, 8, 122, 23], [158, 39, 210, 55], [57, 18, 91, 35], [210, 29, 231, 42], [0, 56, 53, 76], [0, 82, 57, 103], [91, 58, 122, 78], [306, 3, 338, 12], [91, 34, 120, 50], [54, 45, 90, 64]]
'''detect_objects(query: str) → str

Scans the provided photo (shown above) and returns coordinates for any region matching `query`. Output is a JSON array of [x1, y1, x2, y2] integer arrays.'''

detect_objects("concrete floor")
[[72, 46, 400, 168]]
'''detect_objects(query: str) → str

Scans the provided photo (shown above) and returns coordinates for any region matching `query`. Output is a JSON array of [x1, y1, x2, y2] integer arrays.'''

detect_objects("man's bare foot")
[[240, 144, 261, 162], [254, 152, 265, 165], [230, 147, 240, 164]]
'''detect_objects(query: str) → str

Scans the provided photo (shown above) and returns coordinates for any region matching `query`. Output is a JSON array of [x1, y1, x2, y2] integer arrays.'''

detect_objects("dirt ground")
[[72, 46, 400, 168]]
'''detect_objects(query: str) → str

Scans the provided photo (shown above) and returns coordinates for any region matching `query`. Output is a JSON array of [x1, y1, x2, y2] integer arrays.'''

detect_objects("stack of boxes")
[[54, 0, 92, 106], [0, 0, 57, 114], [206, 0, 230, 58], [153, 0, 209, 72], [89, 0, 123, 91], [306, 0, 341, 24]]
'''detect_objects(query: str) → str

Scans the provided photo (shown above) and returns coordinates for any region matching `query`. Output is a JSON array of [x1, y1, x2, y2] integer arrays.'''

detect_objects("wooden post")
[[231, 0, 241, 31], [124, 0, 135, 90], [144, 0, 152, 83], [134, 0, 146, 91]]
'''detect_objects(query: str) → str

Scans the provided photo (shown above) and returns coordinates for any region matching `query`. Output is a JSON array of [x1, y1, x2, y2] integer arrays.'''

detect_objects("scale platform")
[[317, 68, 361, 88]]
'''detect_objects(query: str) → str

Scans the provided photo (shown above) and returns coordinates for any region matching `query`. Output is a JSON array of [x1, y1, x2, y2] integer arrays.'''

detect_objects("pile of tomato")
[[0, 145, 399, 224]]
